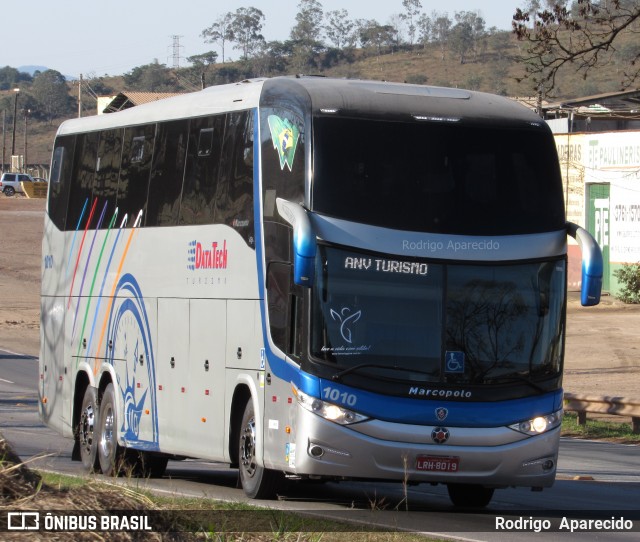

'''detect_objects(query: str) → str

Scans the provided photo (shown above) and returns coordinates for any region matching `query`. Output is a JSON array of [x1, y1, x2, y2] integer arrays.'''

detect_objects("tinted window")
[[94, 129, 122, 228], [119, 124, 155, 227], [179, 116, 223, 225], [146, 119, 188, 227], [67, 132, 99, 229], [48, 136, 75, 230], [217, 110, 254, 246], [260, 107, 305, 263], [312, 118, 565, 235]]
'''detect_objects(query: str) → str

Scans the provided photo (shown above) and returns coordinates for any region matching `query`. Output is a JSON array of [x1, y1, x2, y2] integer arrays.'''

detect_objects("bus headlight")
[[508, 409, 563, 435], [292, 386, 369, 425]]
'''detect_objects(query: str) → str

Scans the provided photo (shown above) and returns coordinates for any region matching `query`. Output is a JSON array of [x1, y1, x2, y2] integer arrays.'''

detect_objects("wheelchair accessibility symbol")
[[445, 351, 465, 373]]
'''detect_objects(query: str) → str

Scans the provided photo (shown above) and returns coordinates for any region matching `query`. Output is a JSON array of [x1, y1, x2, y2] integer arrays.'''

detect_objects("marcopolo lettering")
[[408, 387, 472, 399]]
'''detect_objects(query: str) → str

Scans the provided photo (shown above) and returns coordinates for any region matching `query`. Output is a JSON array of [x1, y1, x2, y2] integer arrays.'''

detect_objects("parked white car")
[[0, 173, 35, 196]]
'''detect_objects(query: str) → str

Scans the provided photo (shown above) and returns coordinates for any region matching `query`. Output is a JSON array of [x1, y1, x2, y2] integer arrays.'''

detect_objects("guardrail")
[[564, 392, 640, 434]]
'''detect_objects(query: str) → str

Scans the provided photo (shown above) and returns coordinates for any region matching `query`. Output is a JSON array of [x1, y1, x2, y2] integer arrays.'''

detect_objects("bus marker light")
[[158, 385, 163, 391], [201, 417, 207, 423], [42, 397, 47, 404], [285, 426, 291, 434], [145, 409, 149, 415]]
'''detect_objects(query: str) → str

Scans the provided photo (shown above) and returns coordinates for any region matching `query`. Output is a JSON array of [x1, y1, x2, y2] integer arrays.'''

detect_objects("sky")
[[4, 1, 521, 79]]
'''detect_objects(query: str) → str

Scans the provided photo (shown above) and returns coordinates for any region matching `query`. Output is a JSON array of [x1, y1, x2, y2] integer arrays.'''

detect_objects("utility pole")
[[78, 74, 83, 118], [11, 88, 19, 158], [2, 109, 5, 173]]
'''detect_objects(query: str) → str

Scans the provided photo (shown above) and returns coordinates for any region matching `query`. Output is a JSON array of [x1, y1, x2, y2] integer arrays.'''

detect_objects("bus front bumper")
[[288, 408, 560, 488]]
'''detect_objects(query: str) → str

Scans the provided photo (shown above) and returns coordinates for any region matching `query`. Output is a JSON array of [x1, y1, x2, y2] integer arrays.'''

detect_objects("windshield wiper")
[[332, 363, 436, 382]]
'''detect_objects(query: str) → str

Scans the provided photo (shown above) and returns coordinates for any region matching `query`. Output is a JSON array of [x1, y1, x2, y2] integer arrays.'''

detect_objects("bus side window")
[[267, 262, 292, 354], [67, 132, 99, 229], [118, 124, 156, 227], [93, 129, 122, 228], [48, 136, 75, 231], [217, 110, 254, 246], [179, 116, 223, 226], [146, 119, 189, 227]]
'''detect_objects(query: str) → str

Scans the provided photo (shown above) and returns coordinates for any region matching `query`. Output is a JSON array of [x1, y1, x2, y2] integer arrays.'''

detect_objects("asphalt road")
[[1, 349, 639, 541]]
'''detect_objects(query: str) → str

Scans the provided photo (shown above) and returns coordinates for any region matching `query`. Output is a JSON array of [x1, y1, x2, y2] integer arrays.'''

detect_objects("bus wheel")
[[78, 386, 99, 472], [238, 400, 283, 499], [447, 483, 494, 508], [97, 383, 124, 476]]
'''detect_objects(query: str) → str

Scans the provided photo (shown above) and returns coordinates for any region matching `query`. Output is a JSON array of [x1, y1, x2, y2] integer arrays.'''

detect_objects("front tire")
[[447, 483, 495, 508], [77, 386, 100, 472], [97, 383, 124, 476], [238, 399, 283, 499]]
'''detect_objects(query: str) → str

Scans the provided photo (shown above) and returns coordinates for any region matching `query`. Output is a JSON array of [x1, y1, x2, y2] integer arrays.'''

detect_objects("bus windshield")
[[310, 245, 566, 387], [311, 117, 565, 235]]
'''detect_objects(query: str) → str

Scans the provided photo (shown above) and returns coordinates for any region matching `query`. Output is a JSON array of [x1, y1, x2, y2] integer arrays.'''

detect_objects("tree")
[[513, 0, 640, 92], [358, 20, 397, 56], [400, 0, 423, 46], [454, 11, 486, 62], [187, 51, 218, 88], [123, 60, 174, 92], [30, 70, 71, 124], [449, 20, 474, 64], [229, 7, 266, 60], [325, 9, 356, 49], [290, 0, 324, 42], [430, 12, 452, 61], [201, 13, 234, 63]]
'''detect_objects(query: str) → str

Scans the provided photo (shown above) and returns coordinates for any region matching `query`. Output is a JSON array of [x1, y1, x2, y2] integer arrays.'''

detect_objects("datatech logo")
[[187, 240, 228, 271]]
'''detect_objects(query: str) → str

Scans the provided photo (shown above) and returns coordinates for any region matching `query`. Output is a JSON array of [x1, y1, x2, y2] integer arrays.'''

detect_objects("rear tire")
[[238, 399, 283, 499], [3, 187, 15, 196], [77, 386, 100, 472], [447, 483, 494, 508], [97, 383, 125, 476]]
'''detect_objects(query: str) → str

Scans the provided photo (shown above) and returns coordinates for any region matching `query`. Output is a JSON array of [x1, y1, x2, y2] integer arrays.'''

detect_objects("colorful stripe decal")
[[65, 198, 88, 278], [71, 200, 109, 340], [67, 197, 98, 309], [75, 207, 119, 362], [94, 210, 143, 369]]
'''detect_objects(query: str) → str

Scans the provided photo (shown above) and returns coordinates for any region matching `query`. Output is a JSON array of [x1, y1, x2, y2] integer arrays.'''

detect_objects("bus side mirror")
[[276, 198, 316, 287], [566, 222, 603, 306]]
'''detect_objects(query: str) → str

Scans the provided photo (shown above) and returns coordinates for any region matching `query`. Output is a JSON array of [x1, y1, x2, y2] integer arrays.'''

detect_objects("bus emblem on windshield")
[[435, 407, 448, 421], [330, 307, 362, 344]]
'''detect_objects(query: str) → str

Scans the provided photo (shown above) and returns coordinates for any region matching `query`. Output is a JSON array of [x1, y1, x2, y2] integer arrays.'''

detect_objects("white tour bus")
[[40, 76, 602, 507]]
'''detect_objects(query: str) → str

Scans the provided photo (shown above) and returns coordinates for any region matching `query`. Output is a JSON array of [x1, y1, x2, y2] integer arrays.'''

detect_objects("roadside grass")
[[561, 412, 640, 443], [36, 471, 445, 542]]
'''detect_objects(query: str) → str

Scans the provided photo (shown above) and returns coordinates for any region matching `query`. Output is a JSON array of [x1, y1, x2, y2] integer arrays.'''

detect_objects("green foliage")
[[613, 263, 640, 304]]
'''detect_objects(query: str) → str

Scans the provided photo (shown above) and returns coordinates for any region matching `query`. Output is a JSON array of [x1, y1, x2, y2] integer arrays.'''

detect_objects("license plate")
[[416, 455, 460, 472]]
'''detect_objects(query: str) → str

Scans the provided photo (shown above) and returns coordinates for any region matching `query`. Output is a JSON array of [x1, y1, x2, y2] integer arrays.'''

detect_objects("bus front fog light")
[[309, 444, 324, 458]]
